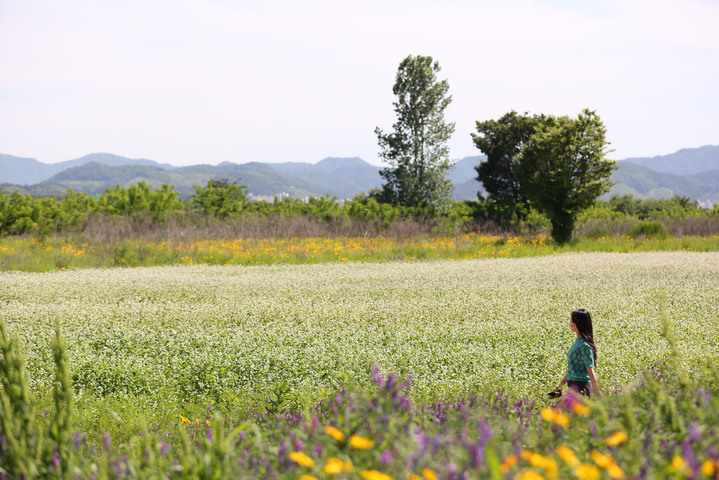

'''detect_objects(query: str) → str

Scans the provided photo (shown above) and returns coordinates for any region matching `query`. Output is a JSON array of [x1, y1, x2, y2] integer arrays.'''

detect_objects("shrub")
[[626, 221, 669, 239]]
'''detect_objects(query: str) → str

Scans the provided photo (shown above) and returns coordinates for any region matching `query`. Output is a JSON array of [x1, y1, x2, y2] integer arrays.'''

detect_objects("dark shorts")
[[568, 380, 591, 398]]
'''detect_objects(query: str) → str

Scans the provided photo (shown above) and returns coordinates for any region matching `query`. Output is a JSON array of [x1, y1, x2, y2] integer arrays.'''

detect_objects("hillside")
[[2, 146, 718, 202], [619, 145, 719, 175]]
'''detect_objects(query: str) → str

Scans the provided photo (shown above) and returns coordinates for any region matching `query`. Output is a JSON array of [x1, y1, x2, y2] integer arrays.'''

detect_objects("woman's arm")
[[587, 367, 602, 398]]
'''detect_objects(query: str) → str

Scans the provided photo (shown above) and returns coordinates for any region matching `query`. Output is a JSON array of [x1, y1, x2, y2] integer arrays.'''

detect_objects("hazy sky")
[[1, 0, 718, 166]]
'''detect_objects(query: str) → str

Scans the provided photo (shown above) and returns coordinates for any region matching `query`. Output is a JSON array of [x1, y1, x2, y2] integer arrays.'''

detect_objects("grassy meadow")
[[2, 249, 719, 478], [1, 233, 719, 271]]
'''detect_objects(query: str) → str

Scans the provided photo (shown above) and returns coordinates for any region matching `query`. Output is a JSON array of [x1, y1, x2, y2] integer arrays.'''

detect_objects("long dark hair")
[[571, 309, 597, 364]]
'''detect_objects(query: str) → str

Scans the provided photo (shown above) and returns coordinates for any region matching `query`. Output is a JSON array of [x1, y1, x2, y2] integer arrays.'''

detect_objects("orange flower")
[[575, 463, 601, 480], [572, 402, 591, 415], [421, 468, 439, 480], [541, 408, 570, 427], [323, 457, 353, 474], [701, 459, 717, 477], [349, 435, 374, 449], [518, 471, 544, 480], [360, 470, 394, 480], [590, 450, 614, 469], [556, 445, 579, 467], [289, 451, 315, 468], [324, 426, 346, 441], [499, 455, 518, 473], [522, 450, 557, 478], [604, 431, 628, 446]]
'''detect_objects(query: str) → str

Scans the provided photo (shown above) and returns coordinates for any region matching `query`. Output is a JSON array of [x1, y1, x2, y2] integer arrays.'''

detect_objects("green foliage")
[[607, 194, 703, 220], [97, 181, 182, 218], [517, 109, 617, 244], [375, 55, 455, 211], [627, 221, 669, 239], [190, 178, 248, 217], [0, 319, 74, 478], [472, 111, 543, 212]]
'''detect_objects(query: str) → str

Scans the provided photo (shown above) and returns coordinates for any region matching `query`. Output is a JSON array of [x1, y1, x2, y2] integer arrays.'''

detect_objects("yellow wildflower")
[[179, 414, 191, 425], [701, 459, 716, 477], [323, 457, 353, 474], [499, 455, 518, 473], [607, 463, 626, 479], [590, 450, 614, 469], [205, 420, 211, 427], [604, 431, 628, 446], [421, 468, 439, 480], [572, 402, 591, 416], [289, 451, 315, 468], [521, 450, 557, 478], [409, 476, 422, 480], [669, 455, 693, 476], [575, 463, 601, 480], [324, 426, 346, 441], [195, 418, 200, 426], [349, 435, 374, 449], [360, 470, 394, 480], [297, 476, 318, 480], [541, 408, 570, 427], [518, 471, 544, 480], [556, 445, 579, 467]]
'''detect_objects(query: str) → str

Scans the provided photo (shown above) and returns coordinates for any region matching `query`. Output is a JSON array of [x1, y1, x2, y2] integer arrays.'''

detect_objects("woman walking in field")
[[551, 309, 602, 398]]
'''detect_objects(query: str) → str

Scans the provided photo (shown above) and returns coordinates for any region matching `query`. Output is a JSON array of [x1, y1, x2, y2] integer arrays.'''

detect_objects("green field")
[[3, 252, 718, 436]]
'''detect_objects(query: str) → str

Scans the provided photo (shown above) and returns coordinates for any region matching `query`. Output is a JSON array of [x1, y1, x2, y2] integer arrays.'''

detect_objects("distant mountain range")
[[1, 146, 719, 202]]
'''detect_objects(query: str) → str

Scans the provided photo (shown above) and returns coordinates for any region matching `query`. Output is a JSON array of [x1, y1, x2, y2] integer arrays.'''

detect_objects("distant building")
[[698, 199, 715, 209]]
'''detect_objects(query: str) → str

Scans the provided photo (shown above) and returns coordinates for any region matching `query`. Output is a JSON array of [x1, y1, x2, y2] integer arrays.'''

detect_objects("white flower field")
[[2, 251, 717, 419]]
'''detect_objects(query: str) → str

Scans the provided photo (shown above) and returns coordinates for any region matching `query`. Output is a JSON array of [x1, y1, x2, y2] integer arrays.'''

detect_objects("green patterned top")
[[567, 338, 595, 382]]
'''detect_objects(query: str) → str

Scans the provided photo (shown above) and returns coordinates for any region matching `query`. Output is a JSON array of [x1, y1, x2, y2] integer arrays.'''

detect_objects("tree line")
[[0, 179, 715, 240]]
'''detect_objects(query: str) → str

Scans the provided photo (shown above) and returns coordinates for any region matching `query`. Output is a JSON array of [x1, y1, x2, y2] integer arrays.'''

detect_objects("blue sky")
[[1, 0, 717, 166]]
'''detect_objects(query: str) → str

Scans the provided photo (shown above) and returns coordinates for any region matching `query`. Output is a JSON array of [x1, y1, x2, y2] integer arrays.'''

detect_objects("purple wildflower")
[[103, 433, 111, 450], [688, 423, 702, 443], [51, 447, 61, 469], [293, 437, 304, 451]]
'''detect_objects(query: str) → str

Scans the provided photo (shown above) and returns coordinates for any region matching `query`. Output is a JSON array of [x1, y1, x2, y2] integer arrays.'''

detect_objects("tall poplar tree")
[[375, 55, 455, 211]]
